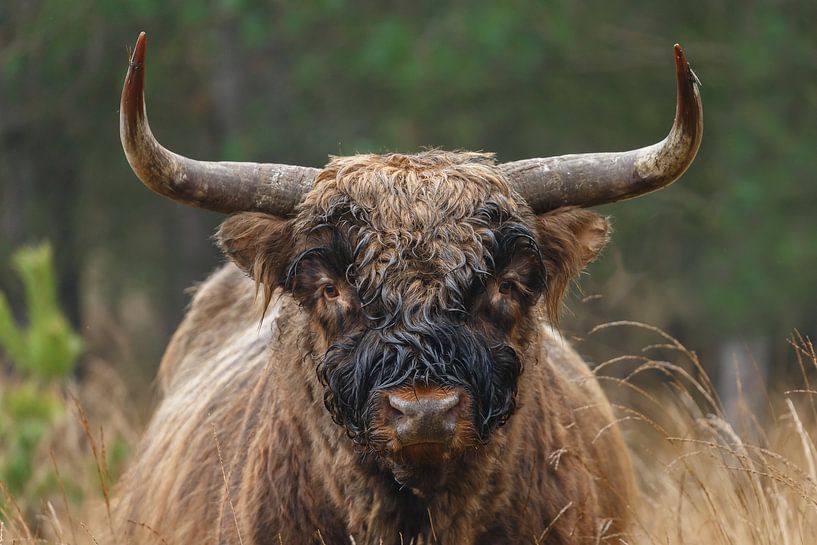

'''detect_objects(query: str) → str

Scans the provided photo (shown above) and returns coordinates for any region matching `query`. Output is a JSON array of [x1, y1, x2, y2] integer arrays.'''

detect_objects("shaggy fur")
[[113, 151, 635, 544]]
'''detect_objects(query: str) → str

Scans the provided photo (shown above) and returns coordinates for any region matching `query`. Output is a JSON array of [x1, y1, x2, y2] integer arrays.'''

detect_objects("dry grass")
[[1, 359, 140, 544], [591, 324, 817, 545], [1, 326, 816, 544]]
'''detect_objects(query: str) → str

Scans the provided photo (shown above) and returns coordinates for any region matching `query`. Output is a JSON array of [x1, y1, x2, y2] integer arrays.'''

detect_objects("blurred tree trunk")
[[213, 19, 245, 141], [717, 337, 770, 436], [0, 136, 27, 250]]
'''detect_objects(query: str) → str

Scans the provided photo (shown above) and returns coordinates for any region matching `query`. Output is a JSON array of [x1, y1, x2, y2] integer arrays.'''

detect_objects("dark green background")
[[2, 0, 815, 378]]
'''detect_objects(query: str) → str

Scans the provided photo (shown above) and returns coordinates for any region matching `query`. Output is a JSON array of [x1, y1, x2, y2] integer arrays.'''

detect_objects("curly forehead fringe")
[[297, 150, 516, 226]]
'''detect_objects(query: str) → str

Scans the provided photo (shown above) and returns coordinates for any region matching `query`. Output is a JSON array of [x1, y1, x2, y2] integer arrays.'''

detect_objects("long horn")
[[501, 44, 703, 212], [120, 32, 318, 215]]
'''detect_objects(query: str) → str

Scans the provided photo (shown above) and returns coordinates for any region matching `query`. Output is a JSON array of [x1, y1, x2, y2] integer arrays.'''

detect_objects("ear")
[[216, 212, 295, 290], [535, 208, 610, 321]]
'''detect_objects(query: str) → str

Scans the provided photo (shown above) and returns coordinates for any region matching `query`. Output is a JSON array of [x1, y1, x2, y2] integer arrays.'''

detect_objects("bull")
[[113, 32, 702, 545]]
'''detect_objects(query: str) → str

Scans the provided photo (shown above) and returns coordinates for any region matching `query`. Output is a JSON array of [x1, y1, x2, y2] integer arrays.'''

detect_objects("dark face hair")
[[285, 214, 545, 445]]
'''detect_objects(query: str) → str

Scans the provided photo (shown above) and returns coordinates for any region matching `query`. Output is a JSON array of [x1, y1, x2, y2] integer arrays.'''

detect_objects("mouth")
[[394, 440, 455, 465], [383, 439, 479, 495]]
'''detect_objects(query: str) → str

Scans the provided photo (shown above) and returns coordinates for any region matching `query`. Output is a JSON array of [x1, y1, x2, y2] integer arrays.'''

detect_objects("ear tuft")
[[216, 212, 294, 291], [536, 208, 611, 322], [576, 214, 611, 264]]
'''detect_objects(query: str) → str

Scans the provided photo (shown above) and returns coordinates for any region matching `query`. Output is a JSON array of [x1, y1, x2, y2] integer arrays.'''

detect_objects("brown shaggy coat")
[[113, 151, 635, 544]]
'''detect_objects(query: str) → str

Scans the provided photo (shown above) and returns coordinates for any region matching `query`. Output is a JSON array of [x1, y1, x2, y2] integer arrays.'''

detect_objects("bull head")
[[120, 33, 702, 480]]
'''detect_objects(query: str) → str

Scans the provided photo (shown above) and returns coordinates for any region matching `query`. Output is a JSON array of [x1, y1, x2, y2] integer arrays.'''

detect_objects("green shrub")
[[0, 243, 83, 381], [0, 242, 83, 505]]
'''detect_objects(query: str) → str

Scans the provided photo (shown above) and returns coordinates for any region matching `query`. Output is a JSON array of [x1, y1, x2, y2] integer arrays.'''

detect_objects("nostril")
[[387, 391, 461, 418], [387, 394, 407, 416], [436, 392, 461, 413], [388, 394, 411, 416]]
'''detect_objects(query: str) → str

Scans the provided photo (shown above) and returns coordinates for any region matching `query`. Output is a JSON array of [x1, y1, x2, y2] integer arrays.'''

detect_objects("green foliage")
[[0, 242, 82, 510], [0, 384, 62, 495], [0, 243, 83, 381]]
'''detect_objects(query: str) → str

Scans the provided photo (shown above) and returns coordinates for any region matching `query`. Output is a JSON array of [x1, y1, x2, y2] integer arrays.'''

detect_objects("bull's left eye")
[[323, 284, 340, 300], [498, 280, 514, 295]]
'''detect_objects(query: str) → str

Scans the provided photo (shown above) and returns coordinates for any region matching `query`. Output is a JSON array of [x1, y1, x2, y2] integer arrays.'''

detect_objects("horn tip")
[[673, 43, 687, 72], [122, 32, 147, 128], [672, 42, 701, 89], [130, 32, 147, 66]]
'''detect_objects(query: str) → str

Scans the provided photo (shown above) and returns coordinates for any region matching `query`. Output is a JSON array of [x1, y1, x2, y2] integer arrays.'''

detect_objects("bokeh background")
[[2, 0, 816, 396], [3, 3, 817, 540]]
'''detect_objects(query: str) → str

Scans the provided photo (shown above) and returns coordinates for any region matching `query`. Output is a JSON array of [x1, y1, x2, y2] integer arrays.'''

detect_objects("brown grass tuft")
[[588, 323, 817, 545]]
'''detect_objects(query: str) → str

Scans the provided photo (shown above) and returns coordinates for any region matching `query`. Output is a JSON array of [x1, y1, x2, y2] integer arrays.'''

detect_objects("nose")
[[386, 390, 461, 446]]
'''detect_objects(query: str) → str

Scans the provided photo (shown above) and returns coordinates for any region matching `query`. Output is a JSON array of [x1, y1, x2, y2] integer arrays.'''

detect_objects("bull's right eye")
[[323, 284, 340, 300]]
